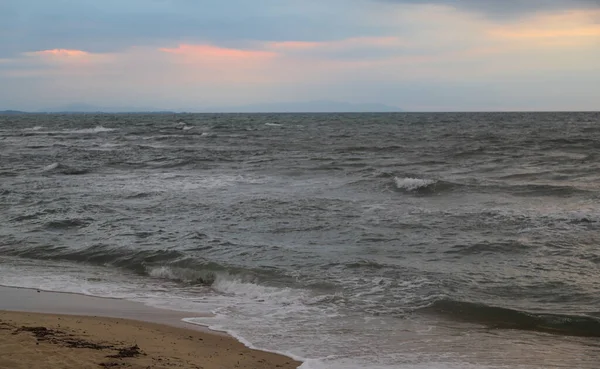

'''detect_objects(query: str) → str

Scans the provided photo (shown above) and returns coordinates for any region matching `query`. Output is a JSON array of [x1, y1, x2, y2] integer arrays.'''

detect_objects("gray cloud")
[[0, 0, 383, 57], [5, 0, 596, 59], [379, 0, 600, 17]]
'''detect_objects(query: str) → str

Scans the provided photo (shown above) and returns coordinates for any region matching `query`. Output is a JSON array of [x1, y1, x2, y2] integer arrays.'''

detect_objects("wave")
[[0, 243, 280, 288], [506, 183, 590, 197], [391, 176, 588, 198], [336, 145, 404, 153], [393, 177, 459, 194], [124, 192, 155, 199], [42, 163, 59, 171], [394, 177, 437, 191], [146, 265, 220, 285], [63, 126, 116, 134], [495, 171, 553, 180], [444, 241, 533, 256], [44, 219, 92, 230], [419, 299, 600, 338], [41, 162, 90, 175], [0, 171, 18, 177], [23, 126, 44, 131], [0, 242, 301, 305], [174, 122, 195, 131]]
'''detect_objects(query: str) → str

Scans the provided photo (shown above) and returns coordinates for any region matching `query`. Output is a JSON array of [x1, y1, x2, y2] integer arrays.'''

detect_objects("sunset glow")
[[1, 0, 599, 111], [159, 44, 277, 60], [29, 49, 90, 57]]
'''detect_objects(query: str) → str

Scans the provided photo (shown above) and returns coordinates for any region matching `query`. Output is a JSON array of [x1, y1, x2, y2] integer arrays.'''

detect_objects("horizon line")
[[1, 109, 599, 114]]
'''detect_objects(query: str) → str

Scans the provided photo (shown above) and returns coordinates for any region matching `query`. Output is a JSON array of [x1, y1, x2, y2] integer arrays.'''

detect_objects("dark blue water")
[[1, 112, 600, 368]]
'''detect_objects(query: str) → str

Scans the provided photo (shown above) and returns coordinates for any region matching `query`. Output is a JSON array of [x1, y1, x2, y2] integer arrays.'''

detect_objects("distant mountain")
[[0, 110, 28, 115], [14, 100, 402, 114], [39, 103, 174, 114], [204, 100, 402, 113]]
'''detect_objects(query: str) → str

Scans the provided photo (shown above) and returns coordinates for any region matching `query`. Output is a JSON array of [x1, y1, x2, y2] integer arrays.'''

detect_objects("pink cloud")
[[267, 41, 322, 50], [488, 10, 600, 41], [490, 27, 600, 39], [159, 44, 277, 60], [23, 49, 114, 67], [154, 44, 282, 85], [267, 37, 407, 52], [29, 49, 90, 57]]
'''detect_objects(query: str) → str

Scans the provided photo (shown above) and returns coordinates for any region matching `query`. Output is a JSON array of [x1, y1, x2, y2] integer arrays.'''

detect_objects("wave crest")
[[420, 299, 600, 338], [42, 162, 90, 175], [393, 177, 437, 191], [64, 126, 116, 134], [146, 266, 217, 285]]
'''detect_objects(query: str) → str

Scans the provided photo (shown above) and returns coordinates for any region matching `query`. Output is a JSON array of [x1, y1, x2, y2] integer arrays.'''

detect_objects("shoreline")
[[0, 285, 302, 369]]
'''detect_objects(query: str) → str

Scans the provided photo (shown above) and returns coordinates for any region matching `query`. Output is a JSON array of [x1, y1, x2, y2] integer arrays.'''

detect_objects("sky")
[[1, 0, 599, 111]]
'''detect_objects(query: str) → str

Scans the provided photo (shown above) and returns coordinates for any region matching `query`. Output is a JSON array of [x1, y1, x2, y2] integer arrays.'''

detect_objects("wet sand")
[[0, 286, 300, 369]]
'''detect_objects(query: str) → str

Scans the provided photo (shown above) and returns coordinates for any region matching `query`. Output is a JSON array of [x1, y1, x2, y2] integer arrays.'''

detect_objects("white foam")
[[42, 162, 59, 171], [146, 265, 217, 284], [24, 126, 44, 131], [211, 277, 295, 302], [104, 173, 270, 193], [265, 123, 282, 127], [0, 257, 515, 369], [394, 177, 436, 191], [63, 126, 116, 134]]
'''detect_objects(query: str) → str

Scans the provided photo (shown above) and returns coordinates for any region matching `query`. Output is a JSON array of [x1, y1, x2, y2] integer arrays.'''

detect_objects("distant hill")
[[8, 100, 402, 114], [203, 101, 402, 113], [0, 110, 28, 115], [39, 103, 174, 114]]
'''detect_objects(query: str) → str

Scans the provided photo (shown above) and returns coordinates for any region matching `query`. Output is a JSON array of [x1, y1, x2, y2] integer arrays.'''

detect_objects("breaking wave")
[[419, 299, 600, 338], [146, 265, 220, 285], [394, 177, 437, 191], [42, 162, 90, 175], [23, 126, 45, 131], [63, 126, 116, 134], [392, 177, 458, 194]]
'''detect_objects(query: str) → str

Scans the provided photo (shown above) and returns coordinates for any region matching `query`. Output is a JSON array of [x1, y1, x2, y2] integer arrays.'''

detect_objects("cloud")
[[0, 0, 380, 58], [263, 37, 417, 61], [160, 44, 277, 60], [488, 10, 600, 41], [378, 0, 600, 18], [1, 1, 599, 111]]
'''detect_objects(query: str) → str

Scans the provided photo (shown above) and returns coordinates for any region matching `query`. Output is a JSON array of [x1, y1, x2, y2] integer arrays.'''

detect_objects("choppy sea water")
[[1, 112, 600, 368]]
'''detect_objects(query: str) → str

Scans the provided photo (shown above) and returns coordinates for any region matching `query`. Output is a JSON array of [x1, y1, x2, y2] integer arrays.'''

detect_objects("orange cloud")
[[23, 49, 114, 67], [29, 49, 90, 57], [489, 10, 600, 40], [156, 44, 282, 85], [267, 36, 407, 51], [491, 26, 600, 39], [159, 44, 277, 60], [267, 41, 321, 50]]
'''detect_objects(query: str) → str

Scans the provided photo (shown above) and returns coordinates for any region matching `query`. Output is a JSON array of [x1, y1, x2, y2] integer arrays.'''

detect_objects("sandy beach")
[[0, 287, 300, 369]]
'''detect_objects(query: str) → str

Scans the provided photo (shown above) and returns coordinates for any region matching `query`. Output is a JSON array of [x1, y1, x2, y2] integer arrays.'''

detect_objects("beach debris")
[[107, 344, 144, 358], [65, 339, 113, 350], [11, 323, 145, 360], [16, 326, 59, 338], [98, 363, 121, 368]]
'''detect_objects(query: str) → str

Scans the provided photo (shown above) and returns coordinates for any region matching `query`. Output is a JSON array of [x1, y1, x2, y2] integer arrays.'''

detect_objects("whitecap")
[[63, 126, 116, 134], [394, 177, 437, 191], [42, 162, 59, 172], [23, 126, 44, 131]]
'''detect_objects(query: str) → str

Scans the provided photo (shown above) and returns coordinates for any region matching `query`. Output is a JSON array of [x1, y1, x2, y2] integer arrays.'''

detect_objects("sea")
[[1, 112, 600, 368]]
